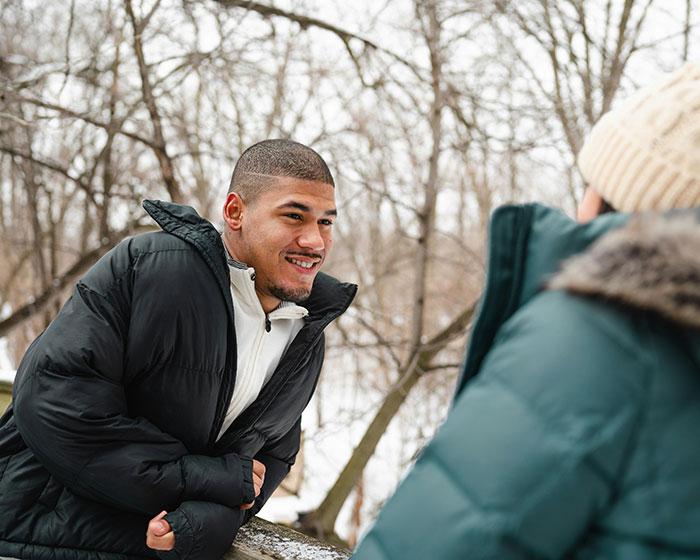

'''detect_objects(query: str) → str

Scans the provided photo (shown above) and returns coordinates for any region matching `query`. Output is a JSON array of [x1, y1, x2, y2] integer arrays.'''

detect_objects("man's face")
[[224, 177, 336, 312]]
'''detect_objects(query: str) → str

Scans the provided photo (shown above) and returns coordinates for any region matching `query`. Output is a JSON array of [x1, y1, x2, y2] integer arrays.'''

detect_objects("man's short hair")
[[228, 139, 335, 203]]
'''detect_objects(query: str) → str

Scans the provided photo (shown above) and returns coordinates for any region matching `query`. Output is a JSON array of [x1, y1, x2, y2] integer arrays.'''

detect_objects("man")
[[353, 63, 700, 558], [0, 139, 356, 559]]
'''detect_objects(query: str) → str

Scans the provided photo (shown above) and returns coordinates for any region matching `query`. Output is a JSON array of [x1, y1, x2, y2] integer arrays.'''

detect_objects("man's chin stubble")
[[268, 284, 311, 304]]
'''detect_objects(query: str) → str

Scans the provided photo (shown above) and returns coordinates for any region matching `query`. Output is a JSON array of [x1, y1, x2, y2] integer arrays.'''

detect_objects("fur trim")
[[548, 215, 700, 329]]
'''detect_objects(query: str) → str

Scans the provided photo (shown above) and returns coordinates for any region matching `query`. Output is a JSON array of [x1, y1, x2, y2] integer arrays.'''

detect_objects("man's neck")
[[222, 234, 281, 312]]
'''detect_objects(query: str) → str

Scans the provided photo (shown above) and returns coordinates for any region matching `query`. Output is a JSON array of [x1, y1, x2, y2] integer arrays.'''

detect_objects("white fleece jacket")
[[217, 261, 308, 440]]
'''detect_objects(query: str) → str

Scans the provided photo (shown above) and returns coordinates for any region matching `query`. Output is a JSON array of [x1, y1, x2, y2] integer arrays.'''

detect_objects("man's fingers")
[[244, 460, 266, 506], [152, 520, 169, 537], [146, 530, 175, 551], [252, 459, 266, 478], [253, 472, 265, 496], [252, 459, 265, 491], [146, 511, 174, 551], [148, 511, 171, 537]]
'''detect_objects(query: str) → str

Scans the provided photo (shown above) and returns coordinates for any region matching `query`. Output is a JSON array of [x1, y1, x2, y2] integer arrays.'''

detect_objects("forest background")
[[1, 0, 698, 549]]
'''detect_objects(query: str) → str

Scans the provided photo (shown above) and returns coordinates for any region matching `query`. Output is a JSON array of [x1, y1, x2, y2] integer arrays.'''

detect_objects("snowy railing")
[[226, 517, 350, 559]]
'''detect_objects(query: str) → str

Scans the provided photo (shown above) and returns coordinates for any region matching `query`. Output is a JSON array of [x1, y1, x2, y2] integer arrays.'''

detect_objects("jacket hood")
[[142, 198, 226, 275], [549, 214, 700, 330], [457, 204, 700, 394]]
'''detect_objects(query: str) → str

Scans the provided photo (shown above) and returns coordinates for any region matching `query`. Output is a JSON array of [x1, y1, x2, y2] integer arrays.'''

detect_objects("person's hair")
[[228, 139, 334, 203], [599, 197, 617, 216]]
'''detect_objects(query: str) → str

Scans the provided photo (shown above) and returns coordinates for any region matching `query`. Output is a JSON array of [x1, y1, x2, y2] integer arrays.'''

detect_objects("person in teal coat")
[[353, 62, 700, 559]]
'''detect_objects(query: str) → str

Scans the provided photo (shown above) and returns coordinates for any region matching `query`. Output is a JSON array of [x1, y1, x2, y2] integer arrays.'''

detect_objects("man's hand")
[[240, 459, 266, 510], [146, 510, 175, 551]]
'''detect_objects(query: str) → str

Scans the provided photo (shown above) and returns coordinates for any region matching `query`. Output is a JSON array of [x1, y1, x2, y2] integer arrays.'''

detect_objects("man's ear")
[[223, 192, 245, 231]]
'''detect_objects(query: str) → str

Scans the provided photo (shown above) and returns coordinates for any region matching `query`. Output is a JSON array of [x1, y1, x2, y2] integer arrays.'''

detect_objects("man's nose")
[[298, 223, 325, 251]]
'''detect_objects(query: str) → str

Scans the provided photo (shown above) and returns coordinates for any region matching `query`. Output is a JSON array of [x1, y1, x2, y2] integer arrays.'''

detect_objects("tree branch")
[[210, 0, 423, 80], [0, 224, 156, 338], [0, 243, 110, 338], [124, 0, 183, 203], [7, 94, 161, 152], [0, 145, 98, 207]]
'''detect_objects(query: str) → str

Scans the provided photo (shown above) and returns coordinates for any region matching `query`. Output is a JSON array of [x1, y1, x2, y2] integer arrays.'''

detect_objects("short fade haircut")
[[228, 139, 334, 203]]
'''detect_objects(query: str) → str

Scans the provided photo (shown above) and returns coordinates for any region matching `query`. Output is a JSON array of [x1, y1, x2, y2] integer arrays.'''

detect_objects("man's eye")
[[320, 219, 334, 226], [285, 213, 302, 220]]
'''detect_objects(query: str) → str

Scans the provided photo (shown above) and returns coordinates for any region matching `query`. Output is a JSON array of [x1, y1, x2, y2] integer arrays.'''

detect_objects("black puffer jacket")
[[0, 200, 356, 560]]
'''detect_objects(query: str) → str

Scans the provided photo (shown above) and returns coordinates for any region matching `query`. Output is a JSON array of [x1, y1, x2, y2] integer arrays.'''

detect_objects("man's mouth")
[[286, 254, 322, 270]]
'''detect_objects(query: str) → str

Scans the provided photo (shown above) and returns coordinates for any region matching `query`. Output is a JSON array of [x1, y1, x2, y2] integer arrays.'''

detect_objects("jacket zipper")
[[220, 302, 350, 445]]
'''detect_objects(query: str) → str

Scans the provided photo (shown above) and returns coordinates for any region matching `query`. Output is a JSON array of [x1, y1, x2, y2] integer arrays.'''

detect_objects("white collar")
[[226, 257, 308, 321]]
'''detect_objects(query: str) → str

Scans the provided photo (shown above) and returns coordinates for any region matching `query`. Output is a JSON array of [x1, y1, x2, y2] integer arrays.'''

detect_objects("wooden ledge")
[[226, 517, 351, 560]]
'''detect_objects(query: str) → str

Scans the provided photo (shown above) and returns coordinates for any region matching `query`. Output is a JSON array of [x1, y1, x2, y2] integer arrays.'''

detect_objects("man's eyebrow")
[[279, 202, 337, 217]]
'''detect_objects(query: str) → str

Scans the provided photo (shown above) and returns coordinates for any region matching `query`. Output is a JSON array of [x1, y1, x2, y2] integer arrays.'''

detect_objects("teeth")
[[291, 258, 314, 269]]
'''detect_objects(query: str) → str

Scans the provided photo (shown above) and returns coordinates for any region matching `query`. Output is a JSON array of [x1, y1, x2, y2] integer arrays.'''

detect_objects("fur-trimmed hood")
[[549, 214, 700, 330]]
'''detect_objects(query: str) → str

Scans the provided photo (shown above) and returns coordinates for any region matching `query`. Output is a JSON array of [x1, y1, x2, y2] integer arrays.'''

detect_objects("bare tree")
[[487, 0, 699, 208], [0, 0, 330, 348], [1, 0, 697, 546]]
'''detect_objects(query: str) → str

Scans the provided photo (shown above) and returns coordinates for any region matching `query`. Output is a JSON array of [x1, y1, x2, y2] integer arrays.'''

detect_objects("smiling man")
[[0, 139, 357, 560], [223, 173, 337, 311]]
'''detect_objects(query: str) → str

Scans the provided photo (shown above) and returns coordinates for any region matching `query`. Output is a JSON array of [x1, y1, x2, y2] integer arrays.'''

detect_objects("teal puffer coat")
[[353, 204, 700, 559]]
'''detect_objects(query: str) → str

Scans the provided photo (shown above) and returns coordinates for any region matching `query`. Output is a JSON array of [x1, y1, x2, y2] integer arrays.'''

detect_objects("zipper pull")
[[265, 314, 271, 332]]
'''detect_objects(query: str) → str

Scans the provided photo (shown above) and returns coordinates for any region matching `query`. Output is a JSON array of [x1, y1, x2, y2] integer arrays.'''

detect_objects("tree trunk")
[[299, 301, 476, 540]]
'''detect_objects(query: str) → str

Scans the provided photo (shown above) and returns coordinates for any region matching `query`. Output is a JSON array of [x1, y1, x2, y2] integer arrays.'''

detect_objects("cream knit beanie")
[[577, 62, 700, 212]]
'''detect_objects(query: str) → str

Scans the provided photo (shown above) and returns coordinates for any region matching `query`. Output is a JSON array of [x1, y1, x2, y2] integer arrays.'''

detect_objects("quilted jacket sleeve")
[[153, 439, 300, 560], [12, 241, 255, 516], [157, 502, 246, 560], [243, 417, 302, 521], [154, 394, 304, 558], [353, 291, 651, 560]]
